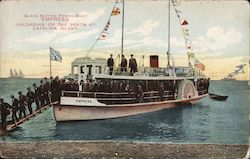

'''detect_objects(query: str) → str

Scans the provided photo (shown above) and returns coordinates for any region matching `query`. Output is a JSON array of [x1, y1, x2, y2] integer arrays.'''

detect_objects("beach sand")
[[0, 141, 249, 159]]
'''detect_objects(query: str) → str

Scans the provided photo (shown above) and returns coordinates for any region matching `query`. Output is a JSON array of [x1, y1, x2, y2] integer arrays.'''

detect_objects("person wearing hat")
[[26, 87, 34, 114], [120, 54, 127, 72], [10, 95, 19, 122], [129, 54, 137, 75], [43, 77, 51, 105], [33, 83, 40, 110], [39, 79, 45, 107], [107, 54, 114, 75], [0, 98, 11, 128], [18, 91, 27, 119]]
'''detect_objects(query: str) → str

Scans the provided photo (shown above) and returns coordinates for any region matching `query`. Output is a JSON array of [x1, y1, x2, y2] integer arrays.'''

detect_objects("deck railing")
[[61, 90, 177, 102]]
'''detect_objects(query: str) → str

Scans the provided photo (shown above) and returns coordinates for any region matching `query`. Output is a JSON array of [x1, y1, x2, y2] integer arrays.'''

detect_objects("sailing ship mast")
[[167, 0, 171, 67]]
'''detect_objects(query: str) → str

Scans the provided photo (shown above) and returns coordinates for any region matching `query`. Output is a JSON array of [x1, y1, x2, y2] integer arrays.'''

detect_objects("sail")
[[14, 69, 18, 77], [19, 70, 25, 77], [10, 69, 14, 77]]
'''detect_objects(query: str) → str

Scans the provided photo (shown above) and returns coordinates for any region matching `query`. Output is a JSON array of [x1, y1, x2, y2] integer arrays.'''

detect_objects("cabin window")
[[95, 66, 102, 74], [80, 66, 85, 74], [87, 65, 92, 75], [73, 66, 78, 74]]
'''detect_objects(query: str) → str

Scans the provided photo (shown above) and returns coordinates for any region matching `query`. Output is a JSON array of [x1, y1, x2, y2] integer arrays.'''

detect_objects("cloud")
[[18, 32, 57, 44], [55, 29, 99, 43], [206, 26, 242, 50], [127, 19, 160, 36], [170, 26, 243, 53]]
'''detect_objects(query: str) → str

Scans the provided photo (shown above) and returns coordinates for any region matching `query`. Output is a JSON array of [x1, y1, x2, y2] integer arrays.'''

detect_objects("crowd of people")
[[0, 76, 62, 128], [196, 78, 210, 95], [107, 54, 138, 75], [0, 71, 209, 128]]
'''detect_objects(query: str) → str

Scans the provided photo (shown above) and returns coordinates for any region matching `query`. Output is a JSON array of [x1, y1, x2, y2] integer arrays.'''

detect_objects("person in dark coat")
[[39, 80, 45, 107], [11, 95, 19, 122], [158, 82, 165, 101], [0, 98, 11, 128], [120, 54, 127, 72], [33, 83, 40, 110], [26, 87, 34, 114], [18, 91, 27, 118], [129, 54, 137, 75], [43, 77, 50, 105], [107, 54, 114, 75]]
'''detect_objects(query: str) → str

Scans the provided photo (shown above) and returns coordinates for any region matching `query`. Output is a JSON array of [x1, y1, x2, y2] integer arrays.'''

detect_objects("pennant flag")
[[98, 32, 108, 40], [183, 29, 189, 36], [104, 20, 110, 31], [116, 0, 124, 3], [172, 0, 181, 6], [50, 47, 62, 62], [194, 59, 205, 71], [184, 35, 191, 41], [181, 20, 188, 25], [175, 9, 182, 15], [188, 52, 195, 58], [111, 7, 120, 16]]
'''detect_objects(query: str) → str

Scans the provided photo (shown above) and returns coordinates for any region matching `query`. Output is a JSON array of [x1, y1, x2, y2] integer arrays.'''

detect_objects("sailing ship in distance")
[[221, 64, 246, 81], [9, 68, 25, 79]]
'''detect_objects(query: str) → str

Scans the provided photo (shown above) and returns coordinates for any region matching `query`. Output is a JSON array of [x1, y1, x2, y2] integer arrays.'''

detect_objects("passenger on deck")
[[26, 87, 34, 114], [55, 76, 62, 101], [50, 76, 56, 102], [33, 83, 40, 110], [79, 80, 84, 92], [39, 80, 45, 106], [18, 91, 27, 118], [120, 54, 127, 72], [129, 54, 137, 75], [0, 98, 11, 128], [158, 82, 165, 101], [43, 77, 51, 105], [107, 54, 114, 75], [10, 95, 19, 122]]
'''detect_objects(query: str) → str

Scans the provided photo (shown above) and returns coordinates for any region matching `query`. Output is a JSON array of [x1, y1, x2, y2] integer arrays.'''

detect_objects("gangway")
[[2, 102, 58, 132]]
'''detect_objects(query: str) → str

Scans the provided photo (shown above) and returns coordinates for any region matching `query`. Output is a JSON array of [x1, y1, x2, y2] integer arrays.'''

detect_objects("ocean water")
[[0, 78, 249, 144]]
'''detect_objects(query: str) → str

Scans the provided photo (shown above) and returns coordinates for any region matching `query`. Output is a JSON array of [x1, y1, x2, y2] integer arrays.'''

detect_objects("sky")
[[0, 0, 249, 80]]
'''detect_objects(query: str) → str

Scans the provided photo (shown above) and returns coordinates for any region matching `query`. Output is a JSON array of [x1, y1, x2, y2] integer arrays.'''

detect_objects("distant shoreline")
[[0, 141, 248, 158]]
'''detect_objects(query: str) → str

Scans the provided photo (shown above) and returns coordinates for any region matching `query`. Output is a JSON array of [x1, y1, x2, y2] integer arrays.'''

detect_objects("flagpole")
[[121, 0, 125, 60], [50, 48, 52, 77], [167, 0, 171, 67]]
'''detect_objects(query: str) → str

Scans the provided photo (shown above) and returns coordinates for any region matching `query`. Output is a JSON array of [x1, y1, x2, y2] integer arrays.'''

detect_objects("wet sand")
[[0, 141, 249, 159]]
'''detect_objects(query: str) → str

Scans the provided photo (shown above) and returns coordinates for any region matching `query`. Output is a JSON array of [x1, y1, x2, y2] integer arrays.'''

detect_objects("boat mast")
[[121, 0, 125, 59], [167, 0, 171, 67]]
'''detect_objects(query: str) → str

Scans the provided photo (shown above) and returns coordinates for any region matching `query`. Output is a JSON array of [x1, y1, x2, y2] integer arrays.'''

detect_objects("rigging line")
[[171, 0, 195, 66], [86, 1, 118, 57]]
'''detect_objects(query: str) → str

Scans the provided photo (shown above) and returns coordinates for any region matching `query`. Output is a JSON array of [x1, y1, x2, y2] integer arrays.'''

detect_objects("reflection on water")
[[0, 79, 250, 144]]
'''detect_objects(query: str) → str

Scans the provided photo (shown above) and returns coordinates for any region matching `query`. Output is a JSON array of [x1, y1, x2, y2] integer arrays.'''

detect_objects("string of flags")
[[171, 0, 205, 71], [97, 1, 123, 40]]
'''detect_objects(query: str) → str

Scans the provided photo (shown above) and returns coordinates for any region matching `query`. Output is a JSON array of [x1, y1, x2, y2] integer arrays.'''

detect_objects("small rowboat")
[[209, 93, 228, 101]]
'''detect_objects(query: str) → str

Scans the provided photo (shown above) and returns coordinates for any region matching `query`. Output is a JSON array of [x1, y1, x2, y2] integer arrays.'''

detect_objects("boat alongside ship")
[[53, 0, 210, 121]]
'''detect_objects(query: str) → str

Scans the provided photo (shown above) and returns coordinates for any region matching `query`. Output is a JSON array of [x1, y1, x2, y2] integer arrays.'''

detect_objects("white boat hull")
[[53, 94, 208, 121]]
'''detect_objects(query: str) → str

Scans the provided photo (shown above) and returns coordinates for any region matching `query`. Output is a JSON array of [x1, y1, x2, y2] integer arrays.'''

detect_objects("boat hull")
[[53, 94, 208, 121]]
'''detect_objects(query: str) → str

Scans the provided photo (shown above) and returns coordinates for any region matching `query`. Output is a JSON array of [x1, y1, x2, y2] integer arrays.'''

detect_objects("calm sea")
[[0, 78, 249, 144]]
